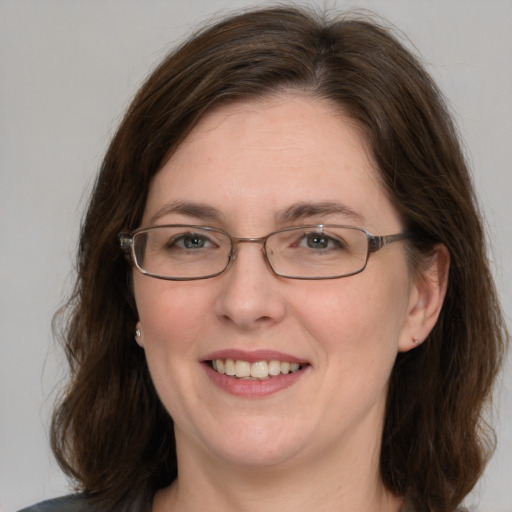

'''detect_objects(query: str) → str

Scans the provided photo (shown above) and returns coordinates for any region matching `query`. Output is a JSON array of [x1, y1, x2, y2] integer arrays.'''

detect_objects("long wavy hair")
[[51, 6, 508, 512]]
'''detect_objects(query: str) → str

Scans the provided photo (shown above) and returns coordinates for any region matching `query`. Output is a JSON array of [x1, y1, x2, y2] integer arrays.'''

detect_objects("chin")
[[193, 415, 312, 468]]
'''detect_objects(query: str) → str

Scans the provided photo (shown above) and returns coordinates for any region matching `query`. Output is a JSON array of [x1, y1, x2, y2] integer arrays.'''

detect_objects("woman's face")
[[133, 95, 421, 472]]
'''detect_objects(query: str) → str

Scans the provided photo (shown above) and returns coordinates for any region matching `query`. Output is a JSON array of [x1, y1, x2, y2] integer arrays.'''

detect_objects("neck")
[[153, 428, 403, 512]]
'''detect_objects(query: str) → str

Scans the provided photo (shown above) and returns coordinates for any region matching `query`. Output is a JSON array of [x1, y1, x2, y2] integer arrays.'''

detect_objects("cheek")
[[294, 272, 410, 359], [283, 276, 410, 438], [133, 278, 214, 418], [133, 277, 213, 354]]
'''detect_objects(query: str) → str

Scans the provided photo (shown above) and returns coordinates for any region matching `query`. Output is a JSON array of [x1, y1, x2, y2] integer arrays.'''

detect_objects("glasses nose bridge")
[[229, 235, 270, 263]]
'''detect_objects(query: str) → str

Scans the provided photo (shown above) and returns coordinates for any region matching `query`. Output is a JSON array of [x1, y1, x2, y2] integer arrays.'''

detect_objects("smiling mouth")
[[208, 359, 307, 380]]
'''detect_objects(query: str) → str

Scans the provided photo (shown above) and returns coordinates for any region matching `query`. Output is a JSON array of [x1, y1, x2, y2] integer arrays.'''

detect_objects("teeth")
[[268, 360, 281, 376], [225, 359, 236, 376], [251, 361, 268, 379], [235, 360, 251, 378], [211, 359, 303, 379]]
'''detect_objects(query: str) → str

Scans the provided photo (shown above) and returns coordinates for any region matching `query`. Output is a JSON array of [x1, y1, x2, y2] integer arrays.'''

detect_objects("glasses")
[[118, 224, 410, 281]]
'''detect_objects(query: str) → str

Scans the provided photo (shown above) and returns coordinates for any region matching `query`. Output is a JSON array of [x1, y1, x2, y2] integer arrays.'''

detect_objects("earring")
[[412, 337, 420, 345], [135, 328, 141, 338]]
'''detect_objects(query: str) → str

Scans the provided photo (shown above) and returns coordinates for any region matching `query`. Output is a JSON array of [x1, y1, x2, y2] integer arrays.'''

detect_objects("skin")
[[133, 94, 448, 512]]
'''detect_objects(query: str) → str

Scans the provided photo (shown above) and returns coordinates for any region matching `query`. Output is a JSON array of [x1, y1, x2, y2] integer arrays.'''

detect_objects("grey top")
[[18, 495, 95, 512], [19, 494, 419, 512]]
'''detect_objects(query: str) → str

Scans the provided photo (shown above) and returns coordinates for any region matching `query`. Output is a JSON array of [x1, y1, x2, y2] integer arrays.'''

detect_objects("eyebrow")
[[275, 201, 365, 225], [149, 199, 364, 226], [149, 200, 224, 224]]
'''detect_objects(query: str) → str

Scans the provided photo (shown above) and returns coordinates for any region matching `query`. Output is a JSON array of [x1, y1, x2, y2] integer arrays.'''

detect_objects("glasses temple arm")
[[368, 232, 411, 253], [118, 233, 133, 251]]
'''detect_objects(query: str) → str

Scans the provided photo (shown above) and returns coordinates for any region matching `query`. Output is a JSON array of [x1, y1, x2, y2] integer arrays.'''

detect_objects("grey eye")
[[170, 234, 215, 250], [298, 232, 345, 250], [305, 233, 329, 249]]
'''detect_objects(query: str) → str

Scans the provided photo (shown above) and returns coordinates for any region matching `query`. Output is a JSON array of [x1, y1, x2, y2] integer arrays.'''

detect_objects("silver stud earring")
[[135, 328, 141, 338]]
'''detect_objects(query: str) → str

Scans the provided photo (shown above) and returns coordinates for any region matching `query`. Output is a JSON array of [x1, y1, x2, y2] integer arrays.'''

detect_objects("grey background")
[[1, 1, 511, 511]]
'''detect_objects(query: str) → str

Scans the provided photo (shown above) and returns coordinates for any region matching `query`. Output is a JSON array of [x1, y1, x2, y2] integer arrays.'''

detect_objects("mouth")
[[208, 359, 307, 380]]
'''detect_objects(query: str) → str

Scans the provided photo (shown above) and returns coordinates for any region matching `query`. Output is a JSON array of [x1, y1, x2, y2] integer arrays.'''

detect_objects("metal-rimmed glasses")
[[118, 224, 410, 281]]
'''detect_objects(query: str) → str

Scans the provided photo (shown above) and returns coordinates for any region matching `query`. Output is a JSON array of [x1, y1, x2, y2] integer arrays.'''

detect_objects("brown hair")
[[51, 6, 508, 512]]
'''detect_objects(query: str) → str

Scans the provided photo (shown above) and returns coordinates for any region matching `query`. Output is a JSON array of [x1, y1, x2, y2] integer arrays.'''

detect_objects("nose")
[[212, 242, 287, 331]]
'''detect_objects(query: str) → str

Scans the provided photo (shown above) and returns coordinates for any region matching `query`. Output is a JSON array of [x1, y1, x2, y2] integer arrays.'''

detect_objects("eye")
[[297, 232, 346, 251], [304, 233, 329, 249], [169, 233, 217, 250]]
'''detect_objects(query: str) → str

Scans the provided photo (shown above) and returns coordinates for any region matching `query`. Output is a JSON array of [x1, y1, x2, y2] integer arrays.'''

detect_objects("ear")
[[134, 321, 144, 348], [398, 244, 450, 352]]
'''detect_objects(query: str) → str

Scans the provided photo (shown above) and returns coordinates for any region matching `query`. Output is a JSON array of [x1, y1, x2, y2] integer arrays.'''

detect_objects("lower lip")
[[202, 363, 308, 398]]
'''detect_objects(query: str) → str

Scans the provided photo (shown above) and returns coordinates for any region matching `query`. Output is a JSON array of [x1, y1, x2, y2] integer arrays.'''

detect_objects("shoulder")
[[17, 495, 96, 512]]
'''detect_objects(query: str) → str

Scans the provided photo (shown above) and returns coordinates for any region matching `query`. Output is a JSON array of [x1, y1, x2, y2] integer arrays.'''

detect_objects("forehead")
[[177, 94, 370, 165], [144, 94, 400, 233]]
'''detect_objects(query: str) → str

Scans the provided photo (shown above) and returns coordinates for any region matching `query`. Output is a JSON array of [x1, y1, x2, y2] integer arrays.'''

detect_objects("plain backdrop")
[[1, 1, 511, 511]]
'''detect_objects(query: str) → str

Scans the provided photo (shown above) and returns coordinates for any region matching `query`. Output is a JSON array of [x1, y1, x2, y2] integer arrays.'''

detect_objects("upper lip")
[[203, 349, 308, 364]]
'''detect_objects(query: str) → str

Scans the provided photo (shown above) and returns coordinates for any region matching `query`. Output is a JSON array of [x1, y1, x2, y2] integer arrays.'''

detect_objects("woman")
[[21, 6, 507, 512]]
